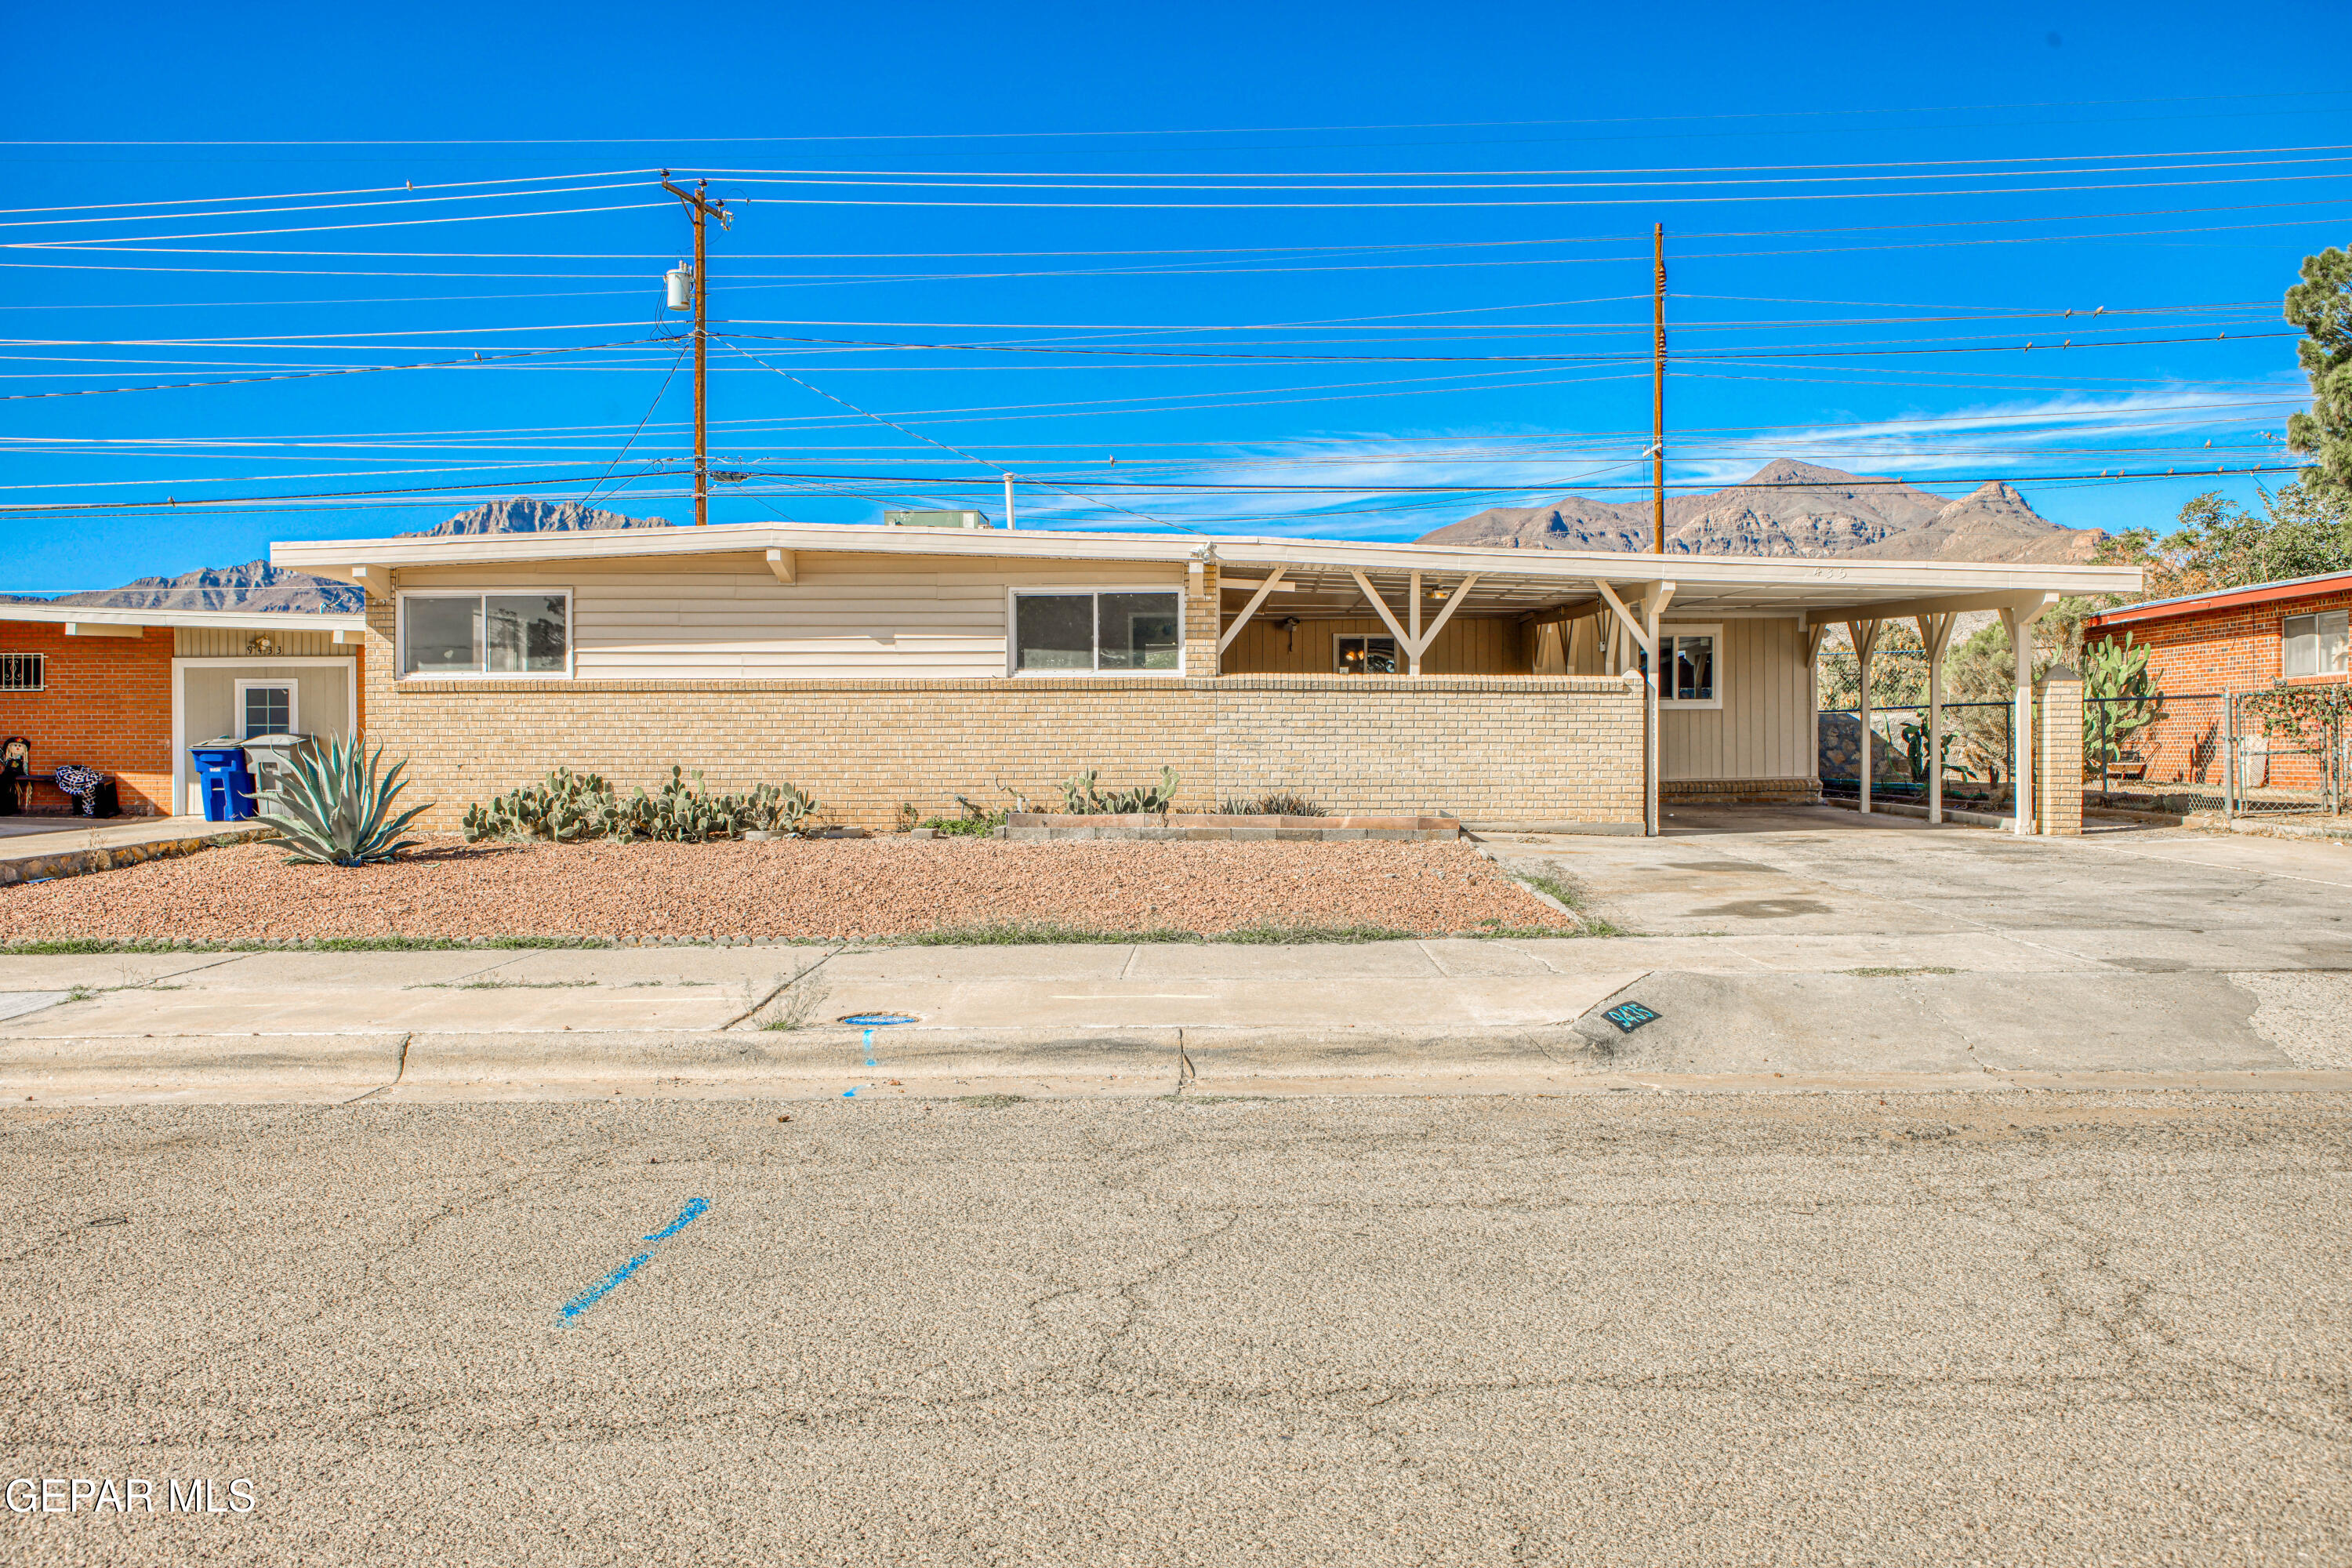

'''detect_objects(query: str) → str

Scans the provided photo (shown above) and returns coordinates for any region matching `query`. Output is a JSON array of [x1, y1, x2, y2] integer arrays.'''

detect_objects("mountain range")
[[14, 467, 2102, 612], [5, 499, 673, 614], [1416, 459, 2105, 564]]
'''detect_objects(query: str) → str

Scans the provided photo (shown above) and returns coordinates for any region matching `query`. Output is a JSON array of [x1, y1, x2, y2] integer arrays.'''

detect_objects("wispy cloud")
[[989, 375, 2307, 540]]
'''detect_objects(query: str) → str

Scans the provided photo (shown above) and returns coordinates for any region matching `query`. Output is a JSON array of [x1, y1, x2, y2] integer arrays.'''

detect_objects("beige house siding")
[[358, 590, 1639, 829], [1219, 615, 1526, 675], [392, 550, 1192, 679], [1659, 617, 1813, 783]]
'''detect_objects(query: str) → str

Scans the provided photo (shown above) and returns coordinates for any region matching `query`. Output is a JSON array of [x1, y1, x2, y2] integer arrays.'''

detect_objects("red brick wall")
[[2095, 585, 2352, 695], [0, 622, 175, 815], [2087, 586, 2352, 791]]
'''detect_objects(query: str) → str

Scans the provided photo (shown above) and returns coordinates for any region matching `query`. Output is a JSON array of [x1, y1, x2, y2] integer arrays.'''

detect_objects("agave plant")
[[256, 735, 432, 866]]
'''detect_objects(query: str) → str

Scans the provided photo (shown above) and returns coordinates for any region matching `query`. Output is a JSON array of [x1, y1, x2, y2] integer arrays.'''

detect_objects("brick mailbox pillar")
[[2035, 663, 2085, 836]]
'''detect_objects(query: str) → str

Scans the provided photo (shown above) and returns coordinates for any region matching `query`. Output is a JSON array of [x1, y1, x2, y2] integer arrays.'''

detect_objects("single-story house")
[[0, 603, 368, 817], [269, 521, 2140, 836]]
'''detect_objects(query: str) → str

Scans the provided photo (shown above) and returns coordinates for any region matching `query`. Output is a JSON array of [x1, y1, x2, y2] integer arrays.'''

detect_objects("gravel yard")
[[0, 835, 1577, 943]]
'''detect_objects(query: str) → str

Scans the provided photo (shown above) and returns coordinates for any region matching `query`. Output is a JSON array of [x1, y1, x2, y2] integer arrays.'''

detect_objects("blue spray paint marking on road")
[[558, 1197, 710, 1323], [641, 1196, 708, 1243]]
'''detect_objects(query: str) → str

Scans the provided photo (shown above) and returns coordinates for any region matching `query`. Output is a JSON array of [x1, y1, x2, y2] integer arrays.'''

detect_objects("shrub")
[[1218, 791, 1326, 817], [1059, 767, 1178, 815], [461, 766, 818, 844], [256, 735, 431, 866], [919, 792, 1007, 836]]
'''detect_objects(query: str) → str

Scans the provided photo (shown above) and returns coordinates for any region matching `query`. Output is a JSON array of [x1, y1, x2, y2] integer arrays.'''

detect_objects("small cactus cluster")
[[462, 766, 819, 844], [1058, 766, 1179, 816]]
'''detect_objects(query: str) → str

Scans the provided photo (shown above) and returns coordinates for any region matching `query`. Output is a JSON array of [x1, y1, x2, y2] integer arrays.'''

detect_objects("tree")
[[2286, 244, 2352, 503], [2097, 479, 2352, 601]]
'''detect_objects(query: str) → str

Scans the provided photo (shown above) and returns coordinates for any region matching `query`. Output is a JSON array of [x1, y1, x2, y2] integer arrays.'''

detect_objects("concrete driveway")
[[1484, 807, 2352, 1080]]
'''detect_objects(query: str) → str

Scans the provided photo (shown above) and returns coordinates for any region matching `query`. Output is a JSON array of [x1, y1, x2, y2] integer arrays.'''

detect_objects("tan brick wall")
[[2036, 667, 2085, 836], [360, 594, 1642, 829]]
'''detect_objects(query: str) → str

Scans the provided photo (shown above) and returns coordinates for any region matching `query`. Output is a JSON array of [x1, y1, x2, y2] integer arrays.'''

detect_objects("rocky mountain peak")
[[412, 498, 672, 538], [1416, 459, 2101, 564]]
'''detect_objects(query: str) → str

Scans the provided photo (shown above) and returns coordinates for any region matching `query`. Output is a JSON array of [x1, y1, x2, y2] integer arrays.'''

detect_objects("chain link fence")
[[1818, 701, 2015, 811], [1821, 691, 2345, 821]]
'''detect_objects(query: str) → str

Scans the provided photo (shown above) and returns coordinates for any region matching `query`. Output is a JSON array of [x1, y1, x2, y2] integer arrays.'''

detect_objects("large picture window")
[[401, 592, 570, 677], [1011, 590, 1181, 673], [2283, 610, 2348, 678]]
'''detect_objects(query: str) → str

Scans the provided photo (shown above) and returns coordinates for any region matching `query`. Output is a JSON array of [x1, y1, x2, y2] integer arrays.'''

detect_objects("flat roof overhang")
[[0, 602, 368, 636], [272, 520, 2143, 622]]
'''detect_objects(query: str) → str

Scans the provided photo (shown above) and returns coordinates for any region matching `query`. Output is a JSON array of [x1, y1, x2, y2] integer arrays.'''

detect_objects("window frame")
[[1332, 631, 1400, 675], [0, 652, 43, 692], [2281, 609, 2349, 680], [394, 587, 575, 681], [1652, 622, 1725, 710], [232, 678, 299, 738], [1004, 586, 1187, 677]]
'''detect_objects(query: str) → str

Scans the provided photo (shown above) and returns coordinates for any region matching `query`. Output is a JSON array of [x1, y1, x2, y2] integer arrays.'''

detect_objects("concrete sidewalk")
[[5, 806, 2350, 1102], [4, 925, 2348, 1103]]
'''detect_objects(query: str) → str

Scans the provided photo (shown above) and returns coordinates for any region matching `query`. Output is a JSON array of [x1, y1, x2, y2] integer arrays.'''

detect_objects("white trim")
[[394, 587, 575, 681], [0, 601, 365, 636], [233, 677, 300, 739], [1004, 585, 1187, 676], [272, 517, 2145, 608], [170, 655, 359, 816], [1655, 621, 1724, 710]]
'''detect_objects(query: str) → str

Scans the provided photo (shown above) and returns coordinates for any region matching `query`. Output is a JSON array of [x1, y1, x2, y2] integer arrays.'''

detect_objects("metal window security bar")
[[0, 652, 42, 691]]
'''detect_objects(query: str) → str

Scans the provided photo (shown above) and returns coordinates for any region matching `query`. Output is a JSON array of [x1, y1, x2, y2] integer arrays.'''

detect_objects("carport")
[[1200, 539, 2137, 836]]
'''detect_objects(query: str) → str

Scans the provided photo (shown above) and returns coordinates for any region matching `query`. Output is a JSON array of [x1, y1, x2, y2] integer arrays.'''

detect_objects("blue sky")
[[3, 0, 2347, 591]]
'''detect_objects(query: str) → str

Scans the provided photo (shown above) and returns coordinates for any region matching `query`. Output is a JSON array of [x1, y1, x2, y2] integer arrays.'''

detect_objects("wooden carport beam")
[[1216, 565, 1289, 660], [1344, 568, 1482, 674], [1802, 589, 2055, 627]]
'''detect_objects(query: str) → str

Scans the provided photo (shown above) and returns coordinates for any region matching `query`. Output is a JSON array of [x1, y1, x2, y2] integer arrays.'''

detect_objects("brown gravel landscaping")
[[0, 836, 1578, 943]]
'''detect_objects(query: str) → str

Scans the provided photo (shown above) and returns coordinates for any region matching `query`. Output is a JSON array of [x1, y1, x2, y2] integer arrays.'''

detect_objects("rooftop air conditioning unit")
[[884, 510, 993, 529]]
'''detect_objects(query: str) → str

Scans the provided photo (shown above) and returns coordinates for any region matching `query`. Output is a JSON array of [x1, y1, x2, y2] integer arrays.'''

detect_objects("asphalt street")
[[3, 1091, 2347, 1565]]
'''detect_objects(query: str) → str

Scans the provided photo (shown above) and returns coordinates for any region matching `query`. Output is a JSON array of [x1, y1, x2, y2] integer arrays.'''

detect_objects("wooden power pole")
[[1652, 223, 1666, 555], [661, 174, 730, 525]]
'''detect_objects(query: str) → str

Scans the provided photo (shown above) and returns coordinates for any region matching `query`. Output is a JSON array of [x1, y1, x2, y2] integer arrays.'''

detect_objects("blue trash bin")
[[190, 741, 256, 822]]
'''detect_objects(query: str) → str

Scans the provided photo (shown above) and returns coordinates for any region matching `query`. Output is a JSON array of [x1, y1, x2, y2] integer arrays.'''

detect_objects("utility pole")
[[661, 173, 730, 526], [1652, 223, 1667, 555]]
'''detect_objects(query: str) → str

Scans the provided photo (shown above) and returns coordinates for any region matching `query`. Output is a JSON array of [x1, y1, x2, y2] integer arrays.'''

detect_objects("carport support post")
[[1998, 597, 2052, 834], [1917, 612, 1956, 825], [1846, 619, 1882, 816]]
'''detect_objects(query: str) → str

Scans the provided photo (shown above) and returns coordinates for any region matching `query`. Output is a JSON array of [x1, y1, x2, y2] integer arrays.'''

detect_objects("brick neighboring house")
[[2082, 568, 2352, 793], [0, 604, 367, 818]]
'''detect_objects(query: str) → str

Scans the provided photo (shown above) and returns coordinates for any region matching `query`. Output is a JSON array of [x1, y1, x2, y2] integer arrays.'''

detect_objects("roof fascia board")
[[1802, 590, 2069, 628], [0, 603, 368, 633], [2085, 570, 2352, 627], [270, 521, 2144, 597]]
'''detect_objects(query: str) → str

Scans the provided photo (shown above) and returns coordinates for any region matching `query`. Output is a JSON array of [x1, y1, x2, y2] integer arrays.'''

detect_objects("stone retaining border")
[[993, 811, 1462, 843], [0, 826, 271, 888]]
